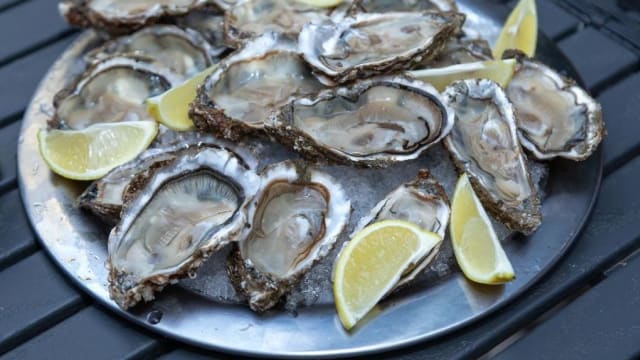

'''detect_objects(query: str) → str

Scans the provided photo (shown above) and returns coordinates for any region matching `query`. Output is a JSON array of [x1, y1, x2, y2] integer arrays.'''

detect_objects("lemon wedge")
[[409, 59, 517, 92], [450, 174, 515, 285], [492, 0, 538, 59], [38, 121, 158, 180], [294, 0, 344, 7], [146, 65, 217, 131], [333, 220, 442, 330]]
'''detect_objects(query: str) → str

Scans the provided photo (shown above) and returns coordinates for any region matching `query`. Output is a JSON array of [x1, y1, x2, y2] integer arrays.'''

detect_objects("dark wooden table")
[[1, 1, 639, 359]]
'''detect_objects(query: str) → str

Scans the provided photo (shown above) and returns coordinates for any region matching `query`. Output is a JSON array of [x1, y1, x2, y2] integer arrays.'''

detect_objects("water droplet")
[[146, 310, 163, 325]]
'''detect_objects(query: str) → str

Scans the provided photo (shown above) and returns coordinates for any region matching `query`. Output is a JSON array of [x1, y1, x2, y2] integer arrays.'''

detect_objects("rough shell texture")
[[265, 75, 454, 167], [190, 32, 324, 140], [443, 79, 541, 234], [299, 11, 464, 84], [504, 50, 605, 161], [350, 0, 457, 13], [59, 0, 212, 35], [108, 147, 261, 309], [427, 37, 492, 68], [50, 56, 180, 129], [227, 161, 351, 312]]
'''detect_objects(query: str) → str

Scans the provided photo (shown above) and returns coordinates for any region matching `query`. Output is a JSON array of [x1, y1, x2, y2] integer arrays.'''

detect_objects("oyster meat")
[[227, 161, 351, 312], [190, 32, 324, 140], [51, 56, 180, 129], [299, 11, 464, 84], [175, 11, 228, 56], [427, 37, 492, 68], [86, 25, 219, 79], [504, 51, 604, 161], [108, 147, 261, 309], [443, 79, 541, 234], [59, 0, 210, 35], [266, 76, 454, 167], [351, 0, 457, 13], [352, 170, 449, 289], [224, 0, 331, 48]]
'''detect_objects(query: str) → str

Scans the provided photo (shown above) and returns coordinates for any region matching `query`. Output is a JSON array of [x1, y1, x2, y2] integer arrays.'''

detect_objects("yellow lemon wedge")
[[146, 65, 217, 131], [38, 121, 158, 180], [294, 0, 344, 7], [409, 59, 517, 92], [450, 174, 515, 285], [492, 0, 538, 59], [333, 220, 442, 330]]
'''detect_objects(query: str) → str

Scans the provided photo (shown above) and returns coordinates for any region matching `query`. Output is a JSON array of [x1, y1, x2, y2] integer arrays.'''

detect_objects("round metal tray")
[[18, 1, 602, 358]]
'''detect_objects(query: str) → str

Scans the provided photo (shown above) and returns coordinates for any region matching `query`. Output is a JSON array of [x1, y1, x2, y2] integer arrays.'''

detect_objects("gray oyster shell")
[[175, 10, 229, 56], [504, 51, 605, 161], [443, 79, 541, 234], [223, 0, 332, 48], [108, 147, 261, 309], [59, 0, 211, 35], [350, 0, 457, 13], [298, 11, 464, 84], [85, 25, 219, 79], [190, 32, 324, 140], [50, 56, 180, 129], [78, 134, 256, 224], [351, 170, 449, 290], [427, 37, 492, 68], [266, 75, 454, 167], [227, 161, 351, 312]]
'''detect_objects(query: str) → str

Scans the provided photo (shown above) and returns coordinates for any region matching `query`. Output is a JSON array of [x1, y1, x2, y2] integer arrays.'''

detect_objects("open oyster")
[[108, 147, 261, 309], [86, 25, 219, 79], [190, 32, 324, 140], [350, 0, 457, 13], [504, 51, 604, 161], [227, 161, 351, 312], [299, 11, 464, 84], [444, 79, 541, 234], [59, 0, 210, 35], [224, 0, 331, 48], [266, 76, 454, 167], [50, 56, 180, 129], [428, 37, 492, 68], [352, 170, 449, 289], [175, 11, 228, 56]]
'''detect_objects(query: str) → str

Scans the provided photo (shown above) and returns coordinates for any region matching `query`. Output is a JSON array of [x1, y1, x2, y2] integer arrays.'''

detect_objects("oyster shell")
[[352, 170, 449, 289], [227, 161, 351, 312], [351, 0, 457, 13], [504, 51, 604, 161], [86, 25, 219, 79], [108, 147, 261, 309], [50, 56, 180, 129], [59, 0, 210, 35], [266, 76, 454, 167], [299, 11, 464, 84], [175, 11, 228, 56], [428, 37, 492, 68], [190, 32, 324, 140], [443, 79, 541, 234], [224, 0, 331, 48]]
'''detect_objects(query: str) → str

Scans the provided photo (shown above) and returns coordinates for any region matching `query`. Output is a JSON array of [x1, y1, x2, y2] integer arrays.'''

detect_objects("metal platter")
[[17, 1, 602, 358]]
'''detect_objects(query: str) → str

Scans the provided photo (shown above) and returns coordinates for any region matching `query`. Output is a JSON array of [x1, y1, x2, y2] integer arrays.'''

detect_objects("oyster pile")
[[49, 0, 605, 313]]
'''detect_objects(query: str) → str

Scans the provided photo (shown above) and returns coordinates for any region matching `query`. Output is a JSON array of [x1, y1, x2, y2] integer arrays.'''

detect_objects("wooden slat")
[[0, 0, 72, 65], [538, 0, 581, 40], [0, 252, 84, 355], [494, 252, 640, 360], [0, 36, 77, 122], [1, 307, 163, 360], [0, 121, 21, 183], [0, 189, 35, 271]]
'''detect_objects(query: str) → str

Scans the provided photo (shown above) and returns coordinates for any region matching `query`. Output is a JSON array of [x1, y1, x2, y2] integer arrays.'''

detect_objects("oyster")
[[504, 51, 604, 161], [351, 0, 457, 13], [51, 56, 180, 129], [266, 76, 454, 167], [86, 25, 219, 79], [175, 11, 228, 56], [352, 170, 449, 289], [108, 147, 261, 309], [224, 0, 331, 48], [59, 0, 210, 35], [428, 37, 492, 68], [443, 79, 541, 234], [190, 32, 324, 140], [299, 11, 464, 84], [227, 161, 351, 312]]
